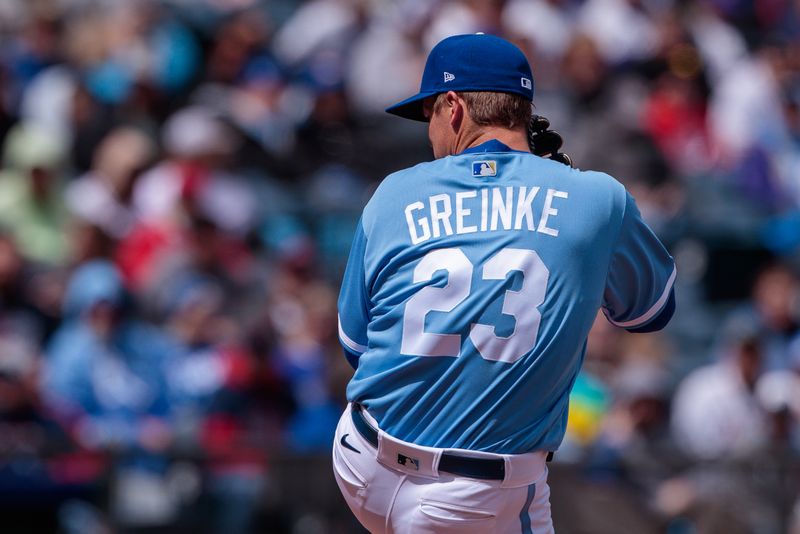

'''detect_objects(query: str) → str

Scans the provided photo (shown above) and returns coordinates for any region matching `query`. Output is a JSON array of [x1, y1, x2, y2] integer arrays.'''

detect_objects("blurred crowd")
[[0, 0, 798, 532]]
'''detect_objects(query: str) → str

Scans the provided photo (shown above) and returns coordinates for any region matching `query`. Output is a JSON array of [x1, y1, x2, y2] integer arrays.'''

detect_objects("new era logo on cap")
[[521, 77, 532, 89], [444, 72, 455, 82]]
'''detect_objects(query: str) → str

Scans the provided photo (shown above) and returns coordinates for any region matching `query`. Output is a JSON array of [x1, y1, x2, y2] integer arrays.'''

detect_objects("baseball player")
[[334, 34, 675, 533]]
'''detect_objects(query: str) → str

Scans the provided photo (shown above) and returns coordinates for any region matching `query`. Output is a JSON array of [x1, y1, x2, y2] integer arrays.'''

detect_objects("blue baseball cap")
[[386, 34, 534, 122]]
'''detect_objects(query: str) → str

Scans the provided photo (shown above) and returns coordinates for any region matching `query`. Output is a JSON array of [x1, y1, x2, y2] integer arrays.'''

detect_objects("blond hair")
[[433, 91, 532, 130]]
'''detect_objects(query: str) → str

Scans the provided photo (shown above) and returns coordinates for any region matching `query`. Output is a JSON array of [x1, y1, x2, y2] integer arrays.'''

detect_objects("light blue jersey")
[[338, 140, 675, 455]]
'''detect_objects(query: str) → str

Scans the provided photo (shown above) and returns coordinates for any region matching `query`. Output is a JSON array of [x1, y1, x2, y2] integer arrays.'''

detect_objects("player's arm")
[[602, 191, 676, 333], [338, 217, 371, 369]]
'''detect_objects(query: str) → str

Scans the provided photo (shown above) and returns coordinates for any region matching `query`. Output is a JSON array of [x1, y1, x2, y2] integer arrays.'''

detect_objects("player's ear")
[[445, 91, 463, 132]]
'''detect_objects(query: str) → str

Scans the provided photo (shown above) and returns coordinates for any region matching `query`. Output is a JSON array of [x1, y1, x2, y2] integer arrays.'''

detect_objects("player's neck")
[[454, 126, 530, 155]]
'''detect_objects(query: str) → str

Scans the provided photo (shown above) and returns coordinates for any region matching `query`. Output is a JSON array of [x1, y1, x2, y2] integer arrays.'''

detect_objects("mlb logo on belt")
[[472, 160, 497, 177], [397, 453, 420, 470]]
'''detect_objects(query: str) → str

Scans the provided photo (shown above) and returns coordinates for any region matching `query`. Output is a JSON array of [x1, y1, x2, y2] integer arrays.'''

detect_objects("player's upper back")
[[344, 140, 667, 454], [361, 140, 625, 279]]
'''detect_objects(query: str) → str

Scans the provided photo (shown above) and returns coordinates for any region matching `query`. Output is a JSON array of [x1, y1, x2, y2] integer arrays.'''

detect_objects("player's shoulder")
[[532, 160, 632, 231], [562, 164, 627, 209], [380, 158, 450, 188], [545, 159, 622, 190], [361, 159, 445, 230], [520, 154, 626, 199]]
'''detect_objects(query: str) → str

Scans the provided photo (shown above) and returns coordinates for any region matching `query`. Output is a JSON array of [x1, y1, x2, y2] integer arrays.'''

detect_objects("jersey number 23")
[[400, 247, 549, 363]]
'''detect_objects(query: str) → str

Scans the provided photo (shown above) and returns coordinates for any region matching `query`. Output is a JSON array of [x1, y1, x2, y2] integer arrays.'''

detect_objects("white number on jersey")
[[400, 247, 549, 363], [401, 248, 472, 357]]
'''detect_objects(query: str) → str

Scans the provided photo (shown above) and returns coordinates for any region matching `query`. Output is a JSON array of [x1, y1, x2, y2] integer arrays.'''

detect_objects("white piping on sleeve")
[[604, 265, 677, 328], [338, 314, 367, 353]]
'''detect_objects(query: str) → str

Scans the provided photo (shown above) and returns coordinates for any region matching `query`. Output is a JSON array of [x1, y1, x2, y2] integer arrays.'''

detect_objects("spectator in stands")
[[134, 107, 252, 236], [161, 273, 266, 534], [267, 246, 340, 452], [41, 261, 172, 451], [719, 262, 800, 371], [66, 126, 157, 241], [672, 332, 768, 460], [0, 123, 69, 265], [591, 360, 678, 483]]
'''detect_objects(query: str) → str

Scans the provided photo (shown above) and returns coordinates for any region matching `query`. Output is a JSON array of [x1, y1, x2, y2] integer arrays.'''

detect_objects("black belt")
[[351, 404, 506, 481]]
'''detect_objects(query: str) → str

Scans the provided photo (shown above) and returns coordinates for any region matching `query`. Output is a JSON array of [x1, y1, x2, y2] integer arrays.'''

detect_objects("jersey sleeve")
[[338, 218, 370, 368], [602, 191, 676, 332]]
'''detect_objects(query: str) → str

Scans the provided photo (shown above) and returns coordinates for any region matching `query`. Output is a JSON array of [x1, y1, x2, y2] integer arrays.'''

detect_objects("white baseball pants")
[[332, 405, 555, 533]]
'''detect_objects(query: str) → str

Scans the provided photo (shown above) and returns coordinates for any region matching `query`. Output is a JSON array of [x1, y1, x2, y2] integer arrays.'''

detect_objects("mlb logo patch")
[[397, 453, 420, 470], [521, 77, 532, 90], [472, 160, 497, 177]]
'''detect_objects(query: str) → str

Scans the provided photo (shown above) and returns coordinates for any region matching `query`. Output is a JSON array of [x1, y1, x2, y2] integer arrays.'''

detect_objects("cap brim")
[[385, 91, 439, 122]]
